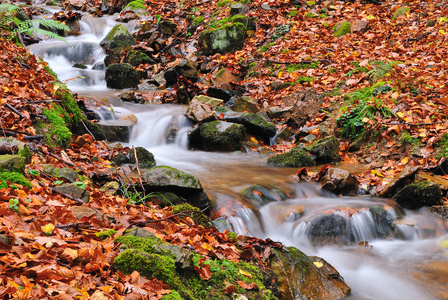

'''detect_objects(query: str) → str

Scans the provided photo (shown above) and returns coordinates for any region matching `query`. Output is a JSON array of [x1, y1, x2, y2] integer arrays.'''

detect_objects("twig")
[[26, 100, 62, 104], [133, 146, 145, 192], [80, 119, 94, 139], [5, 103, 25, 118]]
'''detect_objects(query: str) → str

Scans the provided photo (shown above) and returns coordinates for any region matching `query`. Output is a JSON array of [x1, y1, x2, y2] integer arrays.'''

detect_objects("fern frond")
[[0, 3, 20, 12], [36, 19, 70, 32]]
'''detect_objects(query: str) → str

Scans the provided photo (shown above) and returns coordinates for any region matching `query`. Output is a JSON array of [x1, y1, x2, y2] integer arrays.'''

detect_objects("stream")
[[28, 9, 448, 300]]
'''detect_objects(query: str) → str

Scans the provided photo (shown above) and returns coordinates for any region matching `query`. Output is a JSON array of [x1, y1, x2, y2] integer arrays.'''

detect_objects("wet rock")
[[269, 247, 351, 300], [275, 127, 294, 144], [63, 0, 87, 10], [320, 167, 359, 195], [112, 147, 156, 168], [241, 113, 277, 141], [239, 184, 292, 207], [159, 19, 180, 36], [377, 165, 420, 197], [0, 138, 29, 161], [369, 206, 395, 238], [143, 166, 202, 192], [97, 119, 134, 142], [116, 10, 138, 22], [55, 183, 90, 202], [229, 15, 256, 31], [229, 3, 248, 16], [124, 50, 155, 66], [185, 99, 216, 123], [100, 24, 136, 54], [43, 165, 79, 183], [201, 23, 247, 55], [92, 61, 106, 70], [231, 96, 260, 113], [105, 63, 143, 89], [164, 59, 199, 86], [309, 214, 348, 246], [267, 147, 315, 168], [176, 86, 191, 104], [194, 120, 246, 152], [164, 122, 178, 144], [0, 155, 26, 173], [429, 206, 448, 219], [394, 181, 442, 210], [351, 19, 369, 33], [149, 191, 184, 207], [72, 63, 87, 69], [100, 181, 120, 195], [299, 134, 317, 144], [305, 136, 340, 163]]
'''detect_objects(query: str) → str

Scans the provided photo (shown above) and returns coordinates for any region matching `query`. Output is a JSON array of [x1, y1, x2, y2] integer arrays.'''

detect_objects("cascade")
[[27, 7, 448, 300]]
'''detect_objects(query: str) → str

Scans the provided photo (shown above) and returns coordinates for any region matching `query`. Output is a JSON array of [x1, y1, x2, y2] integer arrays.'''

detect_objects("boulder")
[[105, 63, 142, 89], [0, 138, 31, 163], [100, 181, 120, 195], [185, 99, 216, 123], [319, 167, 359, 195], [267, 147, 315, 168], [308, 214, 348, 246], [197, 120, 246, 151], [164, 59, 199, 85], [55, 183, 90, 202], [192, 95, 223, 107], [212, 68, 242, 87], [0, 155, 26, 173], [229, 3, 248, 16], [100, 24, 136, 53], [269, 247, 351, 300], [377, 165, 420, 197], [305, 136, 340, 163], [143, 166, 202, 192], [159, 19, 180, 36], [230, 96, 260, 113], [201, 23, 247, 55], [112, 147, 156, 168], [238, 184, 292, 207], [97, 119, 134, 142], [206, 87, 233, 102], [229, 15, 256, 31], [176, 86, 191, 104], [124, 50, 155, 66], [43, 165, 79, 183], [241, 113, 277, 141], [394, 181, 442, 209]]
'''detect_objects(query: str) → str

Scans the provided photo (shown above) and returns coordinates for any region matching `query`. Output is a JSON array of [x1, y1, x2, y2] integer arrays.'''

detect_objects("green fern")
[[367, 60, 402, 81], [0, 3, 69, 43]]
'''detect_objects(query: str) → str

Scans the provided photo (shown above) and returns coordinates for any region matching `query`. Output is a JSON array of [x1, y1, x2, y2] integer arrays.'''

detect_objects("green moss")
[[43, 106, 73, 148], [95, 229, 117, 240], [193, 16, 204, 26], [44, 64, 58, 80], [115, 235, 175, 257], [124, 0, 145, 10], [286, 62, 319, 73], [305, 12, 319, 18], [55, 89, 82, 123], [216, 68, 226, 77], [306, 0, 315, 5], [294, 76, 315, 85], [436, 132, 448, 158], [171, 204, 213, 228], [216, 0, 231, 8], [18, 145, 32, 164], [171, 203, 200, 214], [288, 10, 298, 18], [267, 147, 316, 167], [228, 231, 237, 241], [161, 291, 183, 300], [392, 6, 410, 20], [333, 21, 351, 37], [400, 132, 419, 146], [0, 170, 32, 188]]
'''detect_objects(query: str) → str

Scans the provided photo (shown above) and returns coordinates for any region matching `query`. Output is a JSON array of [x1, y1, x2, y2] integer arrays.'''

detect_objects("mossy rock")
[[142, 166, 202, 192], [267, 147, 315, 167], [0, 155, 26, 173], [100, 24, 136, 53], [124, 50, 155, 66], [159, 19, 180, 36], [201, 23, 247, 55], [230, 15, 256, 31], [198, 120, 246, 151], [95, 229, 117, 240], [333, 21, 351, 37], [392, 6, 410, 20], [305, 136, 340, 163], [105, 63, 143, 89], [241, 113, 277, 140], [112, 147, 156, 168], [239, 184, 291, 207], [394, 181, 442, 209]]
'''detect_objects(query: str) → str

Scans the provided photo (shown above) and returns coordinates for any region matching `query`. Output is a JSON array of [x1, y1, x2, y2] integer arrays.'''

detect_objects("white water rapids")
[[28, 9, 448, 300]]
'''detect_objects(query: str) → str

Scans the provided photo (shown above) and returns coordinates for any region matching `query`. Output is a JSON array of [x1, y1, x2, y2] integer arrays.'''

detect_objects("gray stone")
[[105, 63, 143, 89], [124, 50, 155, 66], [241, 113, 277, 140], [192, 95, 224, 107], [267, 147, 316, 168], [231, 96, 260, 113], [100, 181, 120, 195], [100, 24, 136, 54], [159, 20, 180, 36], [351, 19, 369, 33], [143, 166, 202, 192], [229, 3, 248, 16], [43, 166, 79, 183], [239, 184, 292, 207], [201, 23, 247, 55], [97, 119, 134, 143], [112, 147, 156, 168], [305, 136, 340, 163], [320, 167, 359, 195], [55, 183, 90, 202], [198, 120, 246, 151], [185, 99, 216, 123], [70, 206, 99, 220]]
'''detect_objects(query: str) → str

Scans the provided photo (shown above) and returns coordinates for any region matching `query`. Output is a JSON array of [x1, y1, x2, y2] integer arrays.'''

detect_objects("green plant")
[[192, 16, 204, 26], [367, 60, 402, 81], [9, 198, 19, 213], [285, 62, 319, 73], [272, 24, 290, 40], [288, 10, 298, 18], [436, 133, 448, 158], [155, 14, 161, 24], [0, 3, 69, 43], [216, 0, 231, 8], [346, 66, 369, 78]]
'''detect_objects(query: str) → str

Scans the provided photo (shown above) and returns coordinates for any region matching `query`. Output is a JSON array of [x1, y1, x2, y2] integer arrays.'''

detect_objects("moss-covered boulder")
[[112, 147, 156, 168], [267, 147, 315, 167], [54, 183, 90, 202], [269, 247, 351, 300], [229, 15, 256, 31], [124, 50, 155, 66], [0, 138, 31, 163], [159, 19, 180, 36], [43, 164, 79, 182], [333, 21, 351, 37], [105, 63, 142, 89], [197, 120, 246, 151], [201, 23, 247, 55], [142, 166, 202, 192], [241, 113, 277, 141], [305, 136, 340, 163], [99, 24, 136, 54], [0, 155, 26, 173], [394, 181, 442, 209], [392, 6, 410, 20], [239, 184, 292, 207]]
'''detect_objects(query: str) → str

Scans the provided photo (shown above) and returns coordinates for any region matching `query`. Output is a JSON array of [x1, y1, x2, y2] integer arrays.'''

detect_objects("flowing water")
[[28, 10, 448, 300]]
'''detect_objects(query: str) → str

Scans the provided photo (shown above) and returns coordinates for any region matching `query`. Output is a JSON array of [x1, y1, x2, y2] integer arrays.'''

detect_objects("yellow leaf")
[[440, 240, 448, 249], [4, 87, 9, 92], [250, 137, 258, 143], [278, 71, 283, 78], [418, 132, 426, 138], [362, 117, 370, 123], [439, 30, 446, 35], [396, 111, 405, 118], [371, 170, 384, 177], [0, 98, 6, 105], [400, 157, 409, 165], [313, 261, 323, 268], [202, 243, 214, 251], [41, 223, 55, 235], [239, 269, 253, 278]]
